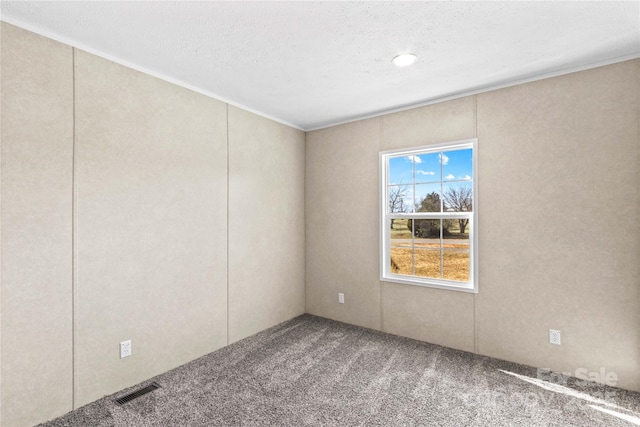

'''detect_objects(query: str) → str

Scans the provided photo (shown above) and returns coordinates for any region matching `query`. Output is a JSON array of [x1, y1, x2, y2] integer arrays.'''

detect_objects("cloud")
[[445, 174, 455, 180], [416, 170, 435, 176], [463, 175, 471, 180], [406, 155, 422, 164], [439, 153, 449, 165]]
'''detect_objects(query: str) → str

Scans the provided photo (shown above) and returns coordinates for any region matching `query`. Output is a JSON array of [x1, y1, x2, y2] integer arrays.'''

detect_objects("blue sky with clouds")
[[388, 148, 472, 212]]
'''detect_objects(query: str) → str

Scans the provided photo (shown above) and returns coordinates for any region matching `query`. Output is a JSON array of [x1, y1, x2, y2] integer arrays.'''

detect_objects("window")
[[380, 139, 477, 292]]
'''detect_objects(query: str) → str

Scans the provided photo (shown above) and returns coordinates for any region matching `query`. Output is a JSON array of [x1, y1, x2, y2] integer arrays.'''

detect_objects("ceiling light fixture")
[[392, 53, 417, 67]]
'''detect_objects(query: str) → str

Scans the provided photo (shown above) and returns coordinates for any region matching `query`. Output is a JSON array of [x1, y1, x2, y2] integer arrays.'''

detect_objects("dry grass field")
[[390, 218, 470, 282], [390, 247, 469, 281]]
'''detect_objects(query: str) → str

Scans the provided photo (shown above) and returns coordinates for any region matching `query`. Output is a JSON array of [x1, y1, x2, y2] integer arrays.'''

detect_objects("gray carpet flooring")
[[40, 314, 640, 426]]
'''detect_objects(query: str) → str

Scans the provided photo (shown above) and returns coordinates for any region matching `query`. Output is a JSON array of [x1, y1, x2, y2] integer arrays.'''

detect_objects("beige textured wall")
[[228, 106, 306, 343], [306, 60, 640, 391], [1, 23, 306, 426], [74, 51, 229, 406], [475, 60, 639, 392], [305, 118, 382, 330], [1, 24, 74, 426]]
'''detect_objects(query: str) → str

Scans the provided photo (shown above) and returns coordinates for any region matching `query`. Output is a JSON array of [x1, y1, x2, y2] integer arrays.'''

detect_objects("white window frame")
[[379, 139, 478, 293]]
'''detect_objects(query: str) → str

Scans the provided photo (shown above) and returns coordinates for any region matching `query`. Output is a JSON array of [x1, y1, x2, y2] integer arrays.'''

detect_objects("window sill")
[[380, 274, 478, 293]]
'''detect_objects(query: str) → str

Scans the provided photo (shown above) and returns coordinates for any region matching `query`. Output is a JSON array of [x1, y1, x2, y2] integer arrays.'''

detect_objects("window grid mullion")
[[388, 213, 472, 219], [411, 220, 415, 276], [439, 154, 444, 280], [411, 156, 415, 275]]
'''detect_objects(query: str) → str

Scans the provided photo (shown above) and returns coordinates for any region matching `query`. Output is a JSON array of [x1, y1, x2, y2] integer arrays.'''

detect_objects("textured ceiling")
[[2, 1, 639, 130]]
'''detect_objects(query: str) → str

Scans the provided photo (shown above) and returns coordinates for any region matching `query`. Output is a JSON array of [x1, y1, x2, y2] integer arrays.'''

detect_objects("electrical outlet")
[[120, 340, 132, 358], [549, 329, 561, 345], [338, 293, 344, 304]]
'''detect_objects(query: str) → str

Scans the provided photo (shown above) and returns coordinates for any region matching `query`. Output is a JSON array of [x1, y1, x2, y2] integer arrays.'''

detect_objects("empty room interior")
[[1, 2, 639, 426]]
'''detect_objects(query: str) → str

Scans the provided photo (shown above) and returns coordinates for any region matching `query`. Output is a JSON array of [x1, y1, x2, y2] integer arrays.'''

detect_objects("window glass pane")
[[413, 249, 441, 279], [414, 152, 441, 183], [390, 218, 412, 242], [444, 218, 471, 240], [442, 148, 473, 182], [390, 218, 412, 275], [388, 185, 411, 213], [388, 155, 414, 186], [442, 250, 469, 282], [415, 184, 442, 212], [390, 247, 413, 276], [410, 218, 441, 239], [413, 219, 442, 278], [442, 181, 473, 212], [443, 220, 470, 282]]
